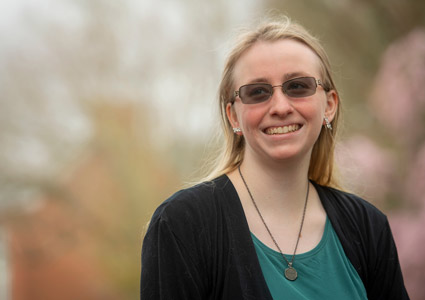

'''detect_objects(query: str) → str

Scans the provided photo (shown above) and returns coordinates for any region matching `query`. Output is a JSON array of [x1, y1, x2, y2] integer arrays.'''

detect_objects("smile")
[[265, 124, 301, 135]]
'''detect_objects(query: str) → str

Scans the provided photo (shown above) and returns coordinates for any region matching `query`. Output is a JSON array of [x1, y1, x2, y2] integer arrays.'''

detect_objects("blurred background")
[[0, 0, 424, 299]]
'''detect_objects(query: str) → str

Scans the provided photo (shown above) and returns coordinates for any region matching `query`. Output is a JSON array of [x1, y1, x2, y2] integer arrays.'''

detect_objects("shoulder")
[[313, 182, 388, 230], [150, 175, 235, 226]]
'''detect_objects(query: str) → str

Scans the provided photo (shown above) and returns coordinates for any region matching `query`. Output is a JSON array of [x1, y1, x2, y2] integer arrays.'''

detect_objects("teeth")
[[266, 124, 300, 135]]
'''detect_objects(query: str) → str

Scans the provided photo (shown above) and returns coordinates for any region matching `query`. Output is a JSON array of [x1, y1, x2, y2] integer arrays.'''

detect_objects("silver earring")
[[233, 127, 241, 133], [324, 116, 332, 130]]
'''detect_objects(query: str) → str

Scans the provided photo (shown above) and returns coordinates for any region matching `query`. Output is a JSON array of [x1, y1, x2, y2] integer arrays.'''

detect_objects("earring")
[[233, 127, 241, 133], [324, 116, 332, 130]]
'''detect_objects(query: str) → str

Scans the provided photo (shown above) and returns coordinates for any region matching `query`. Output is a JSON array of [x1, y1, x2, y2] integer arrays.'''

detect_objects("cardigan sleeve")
[[140, 215, 207, 300], [367, 218, 409, 300], [314, 182, 409, 300]]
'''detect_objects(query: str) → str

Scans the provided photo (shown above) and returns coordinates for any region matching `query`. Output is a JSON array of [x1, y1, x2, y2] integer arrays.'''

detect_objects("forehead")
[[233, 39, 322, 86]]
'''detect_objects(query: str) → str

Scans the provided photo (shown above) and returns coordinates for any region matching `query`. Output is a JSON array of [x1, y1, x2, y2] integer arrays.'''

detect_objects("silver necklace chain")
[[238, 166, 309, 281]]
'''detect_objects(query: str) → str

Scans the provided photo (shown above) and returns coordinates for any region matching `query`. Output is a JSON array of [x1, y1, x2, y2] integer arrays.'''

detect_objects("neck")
[[238, 152, 311, 211]]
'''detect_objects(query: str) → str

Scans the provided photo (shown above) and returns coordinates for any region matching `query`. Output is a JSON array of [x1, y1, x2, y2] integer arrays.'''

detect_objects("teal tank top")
[[251, 217, 368, 299]]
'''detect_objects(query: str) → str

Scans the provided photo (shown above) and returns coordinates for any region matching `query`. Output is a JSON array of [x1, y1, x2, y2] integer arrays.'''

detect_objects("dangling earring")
[[233, 127, 241, 133], [324, 116, 332, 130]]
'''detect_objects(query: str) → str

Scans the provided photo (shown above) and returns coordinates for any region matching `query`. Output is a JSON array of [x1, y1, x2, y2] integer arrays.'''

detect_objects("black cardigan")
[[140, 175, 409, 299]]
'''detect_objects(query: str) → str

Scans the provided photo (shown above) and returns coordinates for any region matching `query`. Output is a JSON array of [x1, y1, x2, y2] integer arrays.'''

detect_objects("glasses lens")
[[239, 84, 272, 104], [283, 77, 317, 98]]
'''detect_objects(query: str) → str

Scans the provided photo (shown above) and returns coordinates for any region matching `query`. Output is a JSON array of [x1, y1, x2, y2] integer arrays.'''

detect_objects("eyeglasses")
[[234, 77, 327, 104]]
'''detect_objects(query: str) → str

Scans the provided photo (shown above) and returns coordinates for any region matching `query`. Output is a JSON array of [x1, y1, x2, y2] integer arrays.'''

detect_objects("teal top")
[[251, 217, 368, 300]]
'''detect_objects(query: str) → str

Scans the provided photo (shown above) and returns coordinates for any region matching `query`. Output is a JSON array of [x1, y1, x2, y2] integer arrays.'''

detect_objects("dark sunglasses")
[[234, 76, 327, 104]]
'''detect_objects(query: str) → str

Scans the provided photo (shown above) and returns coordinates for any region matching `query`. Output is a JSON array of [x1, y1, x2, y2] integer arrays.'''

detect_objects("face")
[[226, 39, 338, 166]]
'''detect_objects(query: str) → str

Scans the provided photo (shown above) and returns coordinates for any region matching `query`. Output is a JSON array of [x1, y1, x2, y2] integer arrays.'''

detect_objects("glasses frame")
[[233, 76, 327, 104]]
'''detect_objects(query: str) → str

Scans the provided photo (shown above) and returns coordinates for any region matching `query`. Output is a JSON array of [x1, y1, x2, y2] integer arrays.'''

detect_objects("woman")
[[140, 16, 409, 299]]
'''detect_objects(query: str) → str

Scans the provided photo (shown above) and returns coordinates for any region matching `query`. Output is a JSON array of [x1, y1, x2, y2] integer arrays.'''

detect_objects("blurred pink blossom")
[[336, 135, 396, 206], [390, 209, 425, 300], [369, 28, 425, 147], [404, 142, 425, 206], [356, 27, 425, 299]]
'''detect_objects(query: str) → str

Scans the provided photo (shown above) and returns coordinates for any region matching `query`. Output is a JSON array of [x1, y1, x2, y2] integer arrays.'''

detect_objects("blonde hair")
[[202, 15, 341, 187]]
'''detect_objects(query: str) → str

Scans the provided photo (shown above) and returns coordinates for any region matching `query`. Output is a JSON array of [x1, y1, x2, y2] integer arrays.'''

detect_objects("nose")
[[268, 85, 294, 116]]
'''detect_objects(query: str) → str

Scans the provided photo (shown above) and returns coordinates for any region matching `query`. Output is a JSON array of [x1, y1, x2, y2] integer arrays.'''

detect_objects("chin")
[[268, 152, 302, 162], [266, 148, 311, 162]]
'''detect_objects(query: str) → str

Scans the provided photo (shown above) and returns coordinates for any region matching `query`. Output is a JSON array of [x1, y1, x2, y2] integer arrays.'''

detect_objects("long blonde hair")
[[202, 16, 341, 187]]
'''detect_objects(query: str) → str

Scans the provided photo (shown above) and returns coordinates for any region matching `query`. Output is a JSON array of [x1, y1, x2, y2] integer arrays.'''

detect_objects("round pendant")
[[284, 267, 298, 281]]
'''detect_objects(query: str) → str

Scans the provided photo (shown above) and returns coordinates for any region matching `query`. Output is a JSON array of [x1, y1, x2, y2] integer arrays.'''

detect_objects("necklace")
[[238, 166, 309, 281]]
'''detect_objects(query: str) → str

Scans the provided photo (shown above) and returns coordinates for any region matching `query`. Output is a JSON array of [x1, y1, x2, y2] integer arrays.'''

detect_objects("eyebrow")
[[284, 72, 309, 80], [244, 72, 311, 85], [245, 77, 269, 85]]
